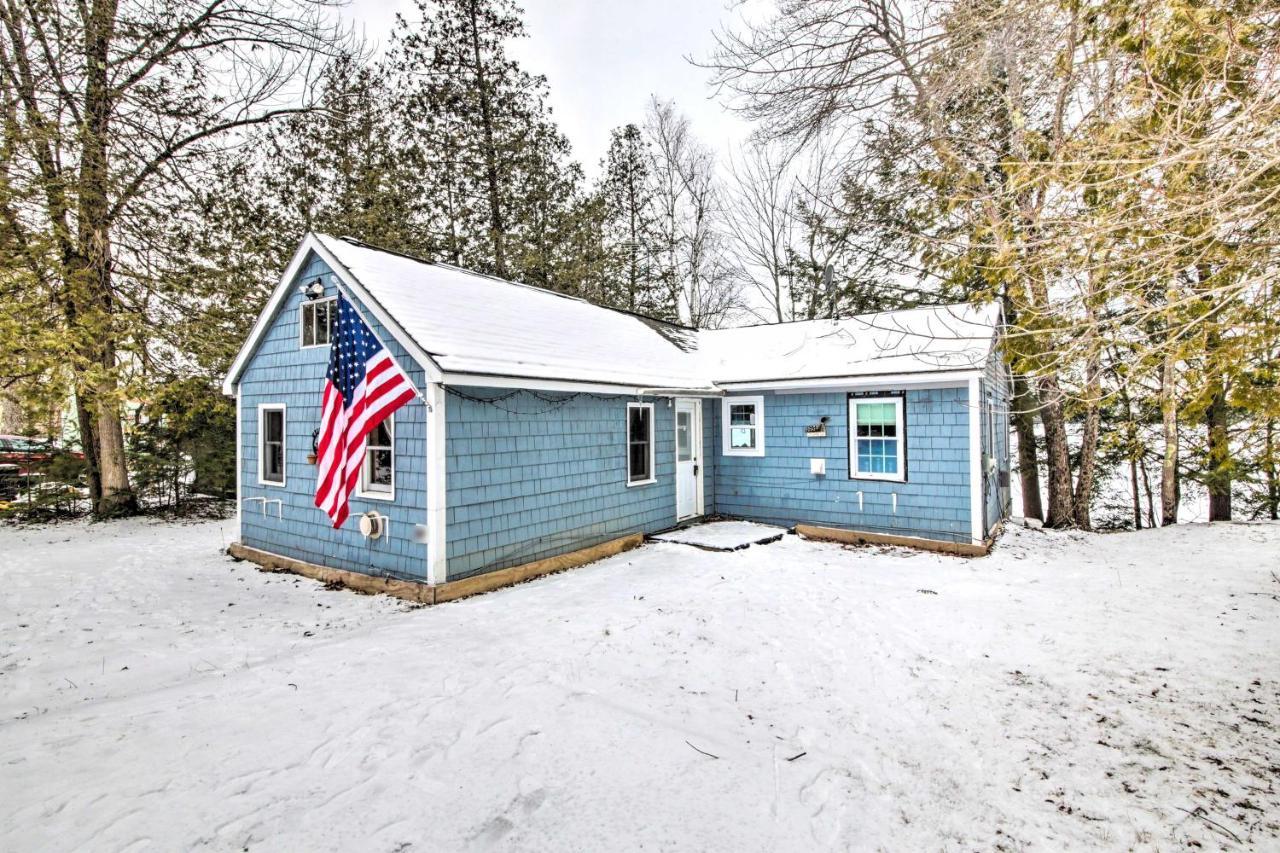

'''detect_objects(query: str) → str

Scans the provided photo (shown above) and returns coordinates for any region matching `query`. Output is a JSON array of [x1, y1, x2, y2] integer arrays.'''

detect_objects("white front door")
[[675, 399, 702, 520]]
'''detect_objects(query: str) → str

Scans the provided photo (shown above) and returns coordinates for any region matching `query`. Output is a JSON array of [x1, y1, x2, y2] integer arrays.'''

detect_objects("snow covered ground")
[[1, 518, 1277, 851]]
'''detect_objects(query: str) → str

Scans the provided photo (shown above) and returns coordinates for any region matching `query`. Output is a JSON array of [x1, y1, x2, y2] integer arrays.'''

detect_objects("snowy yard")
[[1, 519, 1277, 851]]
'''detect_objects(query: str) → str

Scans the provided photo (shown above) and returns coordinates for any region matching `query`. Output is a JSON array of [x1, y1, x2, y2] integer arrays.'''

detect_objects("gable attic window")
[[300, 296, 335, 348], [849, 395, 906, 482], [626, 402, 656, 486], [721, 395, 765, 457]]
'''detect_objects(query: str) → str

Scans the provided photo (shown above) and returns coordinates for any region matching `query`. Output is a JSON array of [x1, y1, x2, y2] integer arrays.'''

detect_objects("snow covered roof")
[[315, 235, 712, 390], [700, 303, 1001, 387], [224, 234, 1000, 395]]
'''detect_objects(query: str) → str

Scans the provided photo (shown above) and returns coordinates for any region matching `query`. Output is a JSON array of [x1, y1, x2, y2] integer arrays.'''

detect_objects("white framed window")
[[626, 402, 656, 486], [358, 417, 395, 500], [300, 296, 336, 348], [258, 404, 286, 486], [721, 395, 765, 457], [849, 395, 906, 482]]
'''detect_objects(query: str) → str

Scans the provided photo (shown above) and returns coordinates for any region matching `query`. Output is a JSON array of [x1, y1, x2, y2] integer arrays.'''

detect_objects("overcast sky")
[[342, 0, 755, 176]]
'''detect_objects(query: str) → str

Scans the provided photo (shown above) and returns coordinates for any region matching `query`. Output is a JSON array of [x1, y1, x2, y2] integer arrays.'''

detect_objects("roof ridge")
[[325, 233, 697, 333], [705, 301, 989, 332]]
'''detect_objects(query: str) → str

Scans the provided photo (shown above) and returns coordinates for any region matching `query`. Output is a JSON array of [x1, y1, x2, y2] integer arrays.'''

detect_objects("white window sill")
[[356, 489, 395, 502], [850, 473, 906, 483], [257, 478, 286, 488], [626, 477, 657, 488], [722, 449, 764, 458]]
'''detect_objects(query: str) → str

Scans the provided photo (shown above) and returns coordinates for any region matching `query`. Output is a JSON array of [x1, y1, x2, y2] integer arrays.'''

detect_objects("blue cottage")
[[223, 234, 1010, 595]]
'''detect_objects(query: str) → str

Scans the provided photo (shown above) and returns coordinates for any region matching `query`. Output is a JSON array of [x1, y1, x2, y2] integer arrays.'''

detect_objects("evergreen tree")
[[391, 0, 581, 283], [600, 124, 671, 319]]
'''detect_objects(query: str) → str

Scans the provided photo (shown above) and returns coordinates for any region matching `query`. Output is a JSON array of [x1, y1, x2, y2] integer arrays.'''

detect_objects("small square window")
[[722, 396, 764, 457]]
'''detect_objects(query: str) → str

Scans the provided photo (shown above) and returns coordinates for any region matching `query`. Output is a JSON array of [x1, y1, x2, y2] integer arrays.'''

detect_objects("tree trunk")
[[1205, 375, 1232, 521], [1072, 360, 1100, 530], [1266, 419, 1278, 520], [1011, 373, 1043, 521], [78, 0, 136, 518], [1038, 375, 1076, 527], [1129, 458, 1141, 530], [1160, 350, 1179, 525], [1116, 378, 1141, 530], [467, 0, 506, 277], [1139, 452, 1156, 528], [74, 388, 102, 507]]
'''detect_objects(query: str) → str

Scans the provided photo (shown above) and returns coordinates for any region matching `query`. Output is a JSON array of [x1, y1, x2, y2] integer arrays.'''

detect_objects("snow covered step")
[[650, 520, 787, 551]]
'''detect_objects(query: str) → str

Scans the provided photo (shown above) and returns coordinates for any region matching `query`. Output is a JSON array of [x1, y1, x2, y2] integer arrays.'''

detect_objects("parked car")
[[0, 435, 84, 476]]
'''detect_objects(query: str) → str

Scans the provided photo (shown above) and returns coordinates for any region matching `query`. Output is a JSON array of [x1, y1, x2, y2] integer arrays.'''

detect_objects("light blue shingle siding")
[[701, 397, 717, 514], [237, 253, 430, 579], [444, 387, 680, 579], [709, 388, 973, 543]]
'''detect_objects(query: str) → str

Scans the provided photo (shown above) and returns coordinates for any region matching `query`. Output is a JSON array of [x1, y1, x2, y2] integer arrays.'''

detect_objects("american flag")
[[314, 295, 417, 527]]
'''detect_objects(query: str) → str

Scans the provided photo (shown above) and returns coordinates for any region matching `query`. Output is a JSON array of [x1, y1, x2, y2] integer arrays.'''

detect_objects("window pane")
[[730, 404, 755, 426], [265, 410, 283, 443], [266, 443, 283, 479], [629, 442, 649, 480], [857, 402, 894, 426], [316, 302, 331, 345], [368, 448, 393, 487], [730, 426, 755, 449], [676, 412, 691, 461], [629, 407, 648, 440], [369, 420, 391, 448], [301, 303, 315, 346]]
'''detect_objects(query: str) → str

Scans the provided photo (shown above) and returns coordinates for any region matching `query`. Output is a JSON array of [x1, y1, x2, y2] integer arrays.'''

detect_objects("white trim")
[[299, 295, 337, 349], [625, 401, 657, 487], [312, 237, 445, 384], [721, 395, 765, 457], [425, 382, 448, 585], [722, 371, 980, 393], [223, 233, 444, 395], [235, 387, 242, 542], [356, 414, 396, 501], [257, 404, 287, 487], [441, 371, 718, 397], [674, 398, 704, 520], [968, 376, 984, 544], [848, 395, 906, 483]]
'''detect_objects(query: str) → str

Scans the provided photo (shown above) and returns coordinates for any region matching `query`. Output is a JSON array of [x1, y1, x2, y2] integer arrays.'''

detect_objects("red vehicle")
[[0, 435, 83, 476]]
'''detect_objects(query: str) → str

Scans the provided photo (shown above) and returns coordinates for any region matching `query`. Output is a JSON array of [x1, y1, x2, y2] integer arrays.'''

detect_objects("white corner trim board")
[[968, 376, 984, 545], [425, 381, 448, 585], [235, 387, 243, 542]]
